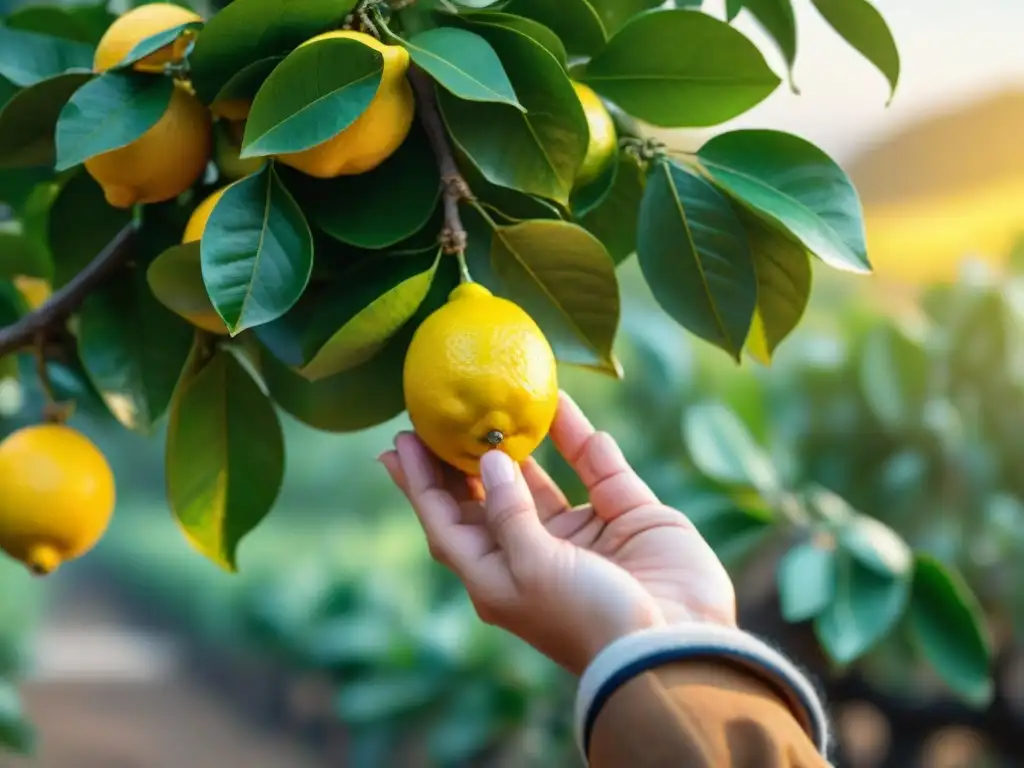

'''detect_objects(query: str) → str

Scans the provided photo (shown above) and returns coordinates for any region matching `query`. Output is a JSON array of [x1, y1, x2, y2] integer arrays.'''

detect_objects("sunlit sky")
[[692, 0, 1024, 163]]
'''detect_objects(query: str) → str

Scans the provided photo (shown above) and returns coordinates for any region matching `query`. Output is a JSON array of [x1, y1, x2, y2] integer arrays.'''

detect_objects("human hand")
[[379, 391, 736, 676]]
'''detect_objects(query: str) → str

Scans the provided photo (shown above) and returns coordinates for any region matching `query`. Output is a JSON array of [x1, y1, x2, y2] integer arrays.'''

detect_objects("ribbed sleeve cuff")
[[573, 623, 829, 764]]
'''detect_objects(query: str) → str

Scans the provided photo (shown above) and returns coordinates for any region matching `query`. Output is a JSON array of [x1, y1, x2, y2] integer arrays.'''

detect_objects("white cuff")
[[574, 623, 829, 763]]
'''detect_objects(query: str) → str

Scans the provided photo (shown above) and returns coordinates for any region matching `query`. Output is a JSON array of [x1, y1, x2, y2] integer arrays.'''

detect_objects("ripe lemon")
[[403, 283, 558, 475], [0, 424, 116, 576], [85, 81, 212, 209], [573, 81, 617, 189], [276, 31, 415, 179], [13, 276, 51, 310], [94, 2, 201, 73], [183, 186, 227, 244]]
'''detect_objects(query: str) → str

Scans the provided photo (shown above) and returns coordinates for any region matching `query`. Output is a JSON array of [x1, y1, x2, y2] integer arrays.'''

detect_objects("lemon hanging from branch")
[[94, 2, 202, 74]]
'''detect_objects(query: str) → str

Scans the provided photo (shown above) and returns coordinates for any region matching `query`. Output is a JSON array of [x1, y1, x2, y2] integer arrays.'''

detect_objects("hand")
[[379, 392, 736, 676]]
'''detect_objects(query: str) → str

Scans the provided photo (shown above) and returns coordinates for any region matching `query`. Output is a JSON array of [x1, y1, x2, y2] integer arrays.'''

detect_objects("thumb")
[[480, 451, 552, 566]]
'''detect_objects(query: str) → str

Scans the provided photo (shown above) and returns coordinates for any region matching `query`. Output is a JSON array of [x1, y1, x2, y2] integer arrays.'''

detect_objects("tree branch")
[[408, 65, 471, 257], [0, 223, 137, 358]]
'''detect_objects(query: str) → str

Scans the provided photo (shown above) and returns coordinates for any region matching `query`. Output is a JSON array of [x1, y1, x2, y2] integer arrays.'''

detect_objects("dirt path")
[[4, 583, 323, 768]]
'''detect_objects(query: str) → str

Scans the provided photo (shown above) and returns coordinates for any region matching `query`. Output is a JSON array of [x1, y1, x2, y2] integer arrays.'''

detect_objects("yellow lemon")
[[0, 424, 116, 576], [85, 81, 212, 209], [573, 81, 617, 189], [183, 186, 228, 244], [94, 2, 201, 73], [212, 100, 252, 122], [13, 276, 51, 310], [276, 31, 415, 178], [403, 283, 558, 476]]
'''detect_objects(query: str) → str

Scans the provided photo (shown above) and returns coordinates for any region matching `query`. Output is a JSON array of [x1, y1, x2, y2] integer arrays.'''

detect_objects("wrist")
[[579, 600, 667, 674]]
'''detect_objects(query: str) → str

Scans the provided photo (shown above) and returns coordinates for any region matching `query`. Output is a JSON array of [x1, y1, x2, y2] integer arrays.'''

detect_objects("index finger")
[[548, 391, 658, 519]]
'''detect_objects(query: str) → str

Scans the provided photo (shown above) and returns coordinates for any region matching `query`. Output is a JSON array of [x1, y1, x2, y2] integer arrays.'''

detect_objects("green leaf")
[[54, 71, 173, 171], [907, 555, 993, 706], [726, 0, 744, 20], [742, 0, 798, 89], [778, 543, 836, 622], [78, 265, 194, 433], [335, 673, 445, 725], [188, 0, 356, 105], [816, 554, 909, 664], [501, 0, 607, 56], [0, 682, 34, 755], [4, 4, 110, 45], [240, 37, 384, 158], [857, 321, 929, 430], [0, 72, 91, 168], [810, 0, 899, 101], [297, 251, 440, 381], [262, 256, 459, 432], [459, 13, 569, 69], [737, 208, 811, 364], [689, 500, 775, 568], [699, 129, 870, 273], [0, 227, 51, 280], [284, 124, 440, 249], [113, 21, 203, 70], [211, 56, 282, 113], [201, 163, 313, 334], [457, 153, 566, 223], [578, 151, 644, 264], [146, 242, 225, 334], [588, 0, 664, 35], [637, 160, 756, 359], [402, 27, 521, 108], [474, 218, 620, 374], [48, 171, 132, 288], [682, 402, 780, 493], [0, 25, 93, 87], [582, 10, 780, 128], [166, 348, 285, 571], [439, 24, 588, 206], [839, 513, 913, 579]]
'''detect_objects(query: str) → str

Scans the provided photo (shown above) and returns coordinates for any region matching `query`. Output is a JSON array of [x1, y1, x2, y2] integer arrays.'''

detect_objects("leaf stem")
[[0, 223, 137, 358], [407, 65, 473, 261]]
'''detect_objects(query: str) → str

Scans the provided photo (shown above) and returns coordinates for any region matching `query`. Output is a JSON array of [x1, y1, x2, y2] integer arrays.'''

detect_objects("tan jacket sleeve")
[[588, 659, 828, 768]]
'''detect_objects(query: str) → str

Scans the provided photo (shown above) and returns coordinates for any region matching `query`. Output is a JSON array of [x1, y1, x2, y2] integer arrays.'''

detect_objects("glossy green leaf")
[[188, 0, 356, 104], [726, 0, 744, 20], [0, 226, 51, 280], [858, 321, 930, 430], [588, 0, 665, 35], [201, 163, 313, 334], [0, 25, 93, 87], [146, 242, 224, 333], [578, 152, 644, 264], [816, 554, 909, 664], [241, 37, 383, 157], [699, 129, 870, 273], [908, 555, 993, 706], [439, 24, 588, 206], [0, 72, 91, 168], [48, 171, 132, 288], [284, 124, 440, 249], [737, 208, 811, 364], [457, 152, 566, 223], [78, 264, 193, 432], [683, 401, 780, 493], [810, 0, 899, 100], [457, 12, 569, 69], [54, 71, 172, 170], [777, 543, 836, 622], [211, 56, 282, 114], [637, 160, 756, 359], [476, 218, 620, 374], [166, 348, 285, 571], [4, 3, 112, 45], [403, 27, 521, 108], [742, 0, 798, 89], [502, 0, 607, 56], [839, 513, 913, 579], [571, 152, 619, 220], [582, 10, 780, 128], [113, 21, 203, 70], [299, 251, 438, 380]]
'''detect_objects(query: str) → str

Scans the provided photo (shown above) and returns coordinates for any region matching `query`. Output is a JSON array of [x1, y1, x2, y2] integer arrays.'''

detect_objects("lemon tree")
[[0, 0, 902, 574]]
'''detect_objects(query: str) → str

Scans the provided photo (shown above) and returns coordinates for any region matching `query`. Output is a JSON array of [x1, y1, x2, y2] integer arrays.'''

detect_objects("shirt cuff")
[[574, 622, 830, 763]]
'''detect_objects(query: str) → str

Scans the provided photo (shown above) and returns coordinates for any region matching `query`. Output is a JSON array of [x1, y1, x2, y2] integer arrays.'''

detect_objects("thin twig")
[[0, 223, 137, 358], [407, 65, 471, 258]]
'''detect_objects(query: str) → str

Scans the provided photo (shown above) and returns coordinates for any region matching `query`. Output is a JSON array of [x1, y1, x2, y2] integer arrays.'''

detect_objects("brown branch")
[[408, 65, 471, 256], [0, 223, 137, 358]]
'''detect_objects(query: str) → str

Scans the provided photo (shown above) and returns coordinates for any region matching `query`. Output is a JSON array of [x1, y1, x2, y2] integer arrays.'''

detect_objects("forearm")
[[576, 624, 830, 767]]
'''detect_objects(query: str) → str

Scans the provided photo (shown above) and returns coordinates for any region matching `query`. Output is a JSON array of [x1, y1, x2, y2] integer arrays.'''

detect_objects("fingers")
[[550, 391, 659, 520], [389, 434, 494, 572], [521, 458, 570, 521], [479, 451, 554, 569]]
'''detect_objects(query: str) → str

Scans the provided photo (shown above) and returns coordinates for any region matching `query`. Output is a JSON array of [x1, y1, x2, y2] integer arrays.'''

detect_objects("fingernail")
[[480, 451, 515, 490]]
